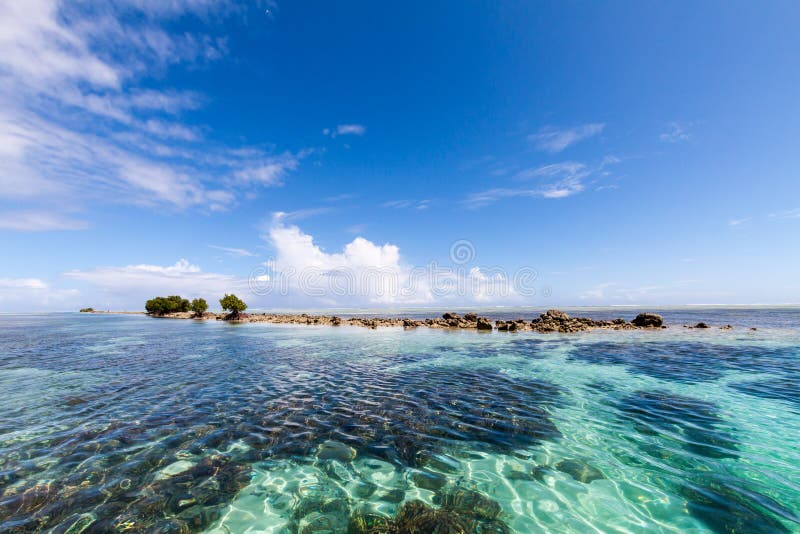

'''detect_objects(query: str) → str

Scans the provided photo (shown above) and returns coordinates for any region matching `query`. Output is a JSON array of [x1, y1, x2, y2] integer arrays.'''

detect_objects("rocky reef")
[[147, 309, 671, 333], [347, 488, 511, 534]]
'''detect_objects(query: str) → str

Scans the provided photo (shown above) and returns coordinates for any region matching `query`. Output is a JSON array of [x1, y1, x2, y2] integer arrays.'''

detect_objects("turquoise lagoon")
[[0, 309, 799, 533]]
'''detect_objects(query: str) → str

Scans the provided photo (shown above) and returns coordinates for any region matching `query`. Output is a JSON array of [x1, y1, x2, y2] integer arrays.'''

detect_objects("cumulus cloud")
[[256, 217, 529, 307], [528, 123, 604, 153]]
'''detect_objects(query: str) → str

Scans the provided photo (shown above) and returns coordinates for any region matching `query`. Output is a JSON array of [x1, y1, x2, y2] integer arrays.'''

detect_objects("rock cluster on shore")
[[147, 309, 669, 333]]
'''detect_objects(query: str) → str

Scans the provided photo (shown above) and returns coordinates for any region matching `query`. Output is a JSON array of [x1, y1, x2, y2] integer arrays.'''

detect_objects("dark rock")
[[544, 309, 569, 321], [379, 488, 406, 504], [631, 313, 663, 328], [464, 313, 478, 322], [348, 509, 394, 534], [435, 488, 502, 520], [554, 459, 605, 483], [476, 317, 493, 330], [316, 440, 356, 462], [442, 312, 460, 320], [394, 500, 470, 534], [415, 451, 461, 474], [695, 322, 710, 329], [410, 469, 448, 491]]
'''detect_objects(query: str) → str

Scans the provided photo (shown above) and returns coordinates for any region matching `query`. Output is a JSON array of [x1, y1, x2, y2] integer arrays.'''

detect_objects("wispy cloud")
[[0, 210, 89, 232], [232, 154, 300, 186], [728, 217, 751, 227], [0, 0, 298, 228], [528, 123, 605, 153], [323, 124, 366, 137], [271, 207, 334, 223], [209, 245, 256, 257], [659, 122, 692, 143], [324, 193, 356, 203], [381, 199, 431, 210], [464, 161, 592, 208], [769, 208, 800, 220]]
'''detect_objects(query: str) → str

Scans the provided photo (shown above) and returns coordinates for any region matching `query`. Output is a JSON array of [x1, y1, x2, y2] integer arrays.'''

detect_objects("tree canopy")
[[219, 294, 247, 316], [191, 298, 208, 316], [145, 295, 190, 315]]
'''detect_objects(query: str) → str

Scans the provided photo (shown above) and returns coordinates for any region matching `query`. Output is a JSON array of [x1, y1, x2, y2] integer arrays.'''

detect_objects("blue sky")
[[1, 1, 799, 311]]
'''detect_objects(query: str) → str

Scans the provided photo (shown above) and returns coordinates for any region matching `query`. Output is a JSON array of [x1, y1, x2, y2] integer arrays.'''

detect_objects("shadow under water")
[[615, 390, 798, 533], [0, 323, 562, 532]]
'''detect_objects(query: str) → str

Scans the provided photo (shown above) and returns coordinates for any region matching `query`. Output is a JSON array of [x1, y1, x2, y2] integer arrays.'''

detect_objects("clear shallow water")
[[0, 310, 799, 533]]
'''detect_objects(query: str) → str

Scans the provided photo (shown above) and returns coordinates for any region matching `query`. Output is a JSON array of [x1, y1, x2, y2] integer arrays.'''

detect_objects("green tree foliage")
[[145, 295, 190, 315], [219, 293, 247, 317], [79, 307, 94, 313], [190, 298, 208, 316]]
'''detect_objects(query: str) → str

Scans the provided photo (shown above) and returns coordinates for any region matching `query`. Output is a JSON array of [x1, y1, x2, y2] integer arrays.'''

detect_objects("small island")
[[81, 296, 748, 333], [79, 294, 679, 332]]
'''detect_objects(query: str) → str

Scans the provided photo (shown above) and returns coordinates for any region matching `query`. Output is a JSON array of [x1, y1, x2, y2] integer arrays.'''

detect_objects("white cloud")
[[0, 0, 298, 227], [659, 122, 692, 143], [233, 155, 299, 186], [465, 161, 591, 207], [0, 210, 89, 231], [271, 207, 334, 223], [769, 208, 800, 220], [0, 0, 120, 89], [258, 217, 526, 307], [0, 276, 80, 310], [323, 124, 366, 137], [381, 199, 432, 210], [0, 278, 48, 290], [728, 217, 751, 227], [64, 259, 245, 303], [209, 245, 256, 257], [528, 123, 604, 153]]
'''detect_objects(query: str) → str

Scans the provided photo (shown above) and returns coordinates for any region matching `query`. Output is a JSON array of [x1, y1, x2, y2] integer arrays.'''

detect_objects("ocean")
[[0, 308, 798, 533]]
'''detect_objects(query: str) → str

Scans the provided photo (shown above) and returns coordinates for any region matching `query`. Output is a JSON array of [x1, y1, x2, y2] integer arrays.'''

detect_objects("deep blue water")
[[0, 309, 799, 533]]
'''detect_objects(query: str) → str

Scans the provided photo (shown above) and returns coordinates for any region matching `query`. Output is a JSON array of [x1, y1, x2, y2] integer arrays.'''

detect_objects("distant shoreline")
[[81, 309, 746, 333], [80, 310, 146, 315]]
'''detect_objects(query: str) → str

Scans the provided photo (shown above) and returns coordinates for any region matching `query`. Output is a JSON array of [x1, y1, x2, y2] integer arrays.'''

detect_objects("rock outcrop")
[[146, 309, 675, 334], [529, 309, 632, 333], [631, 313, 664, 328]]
